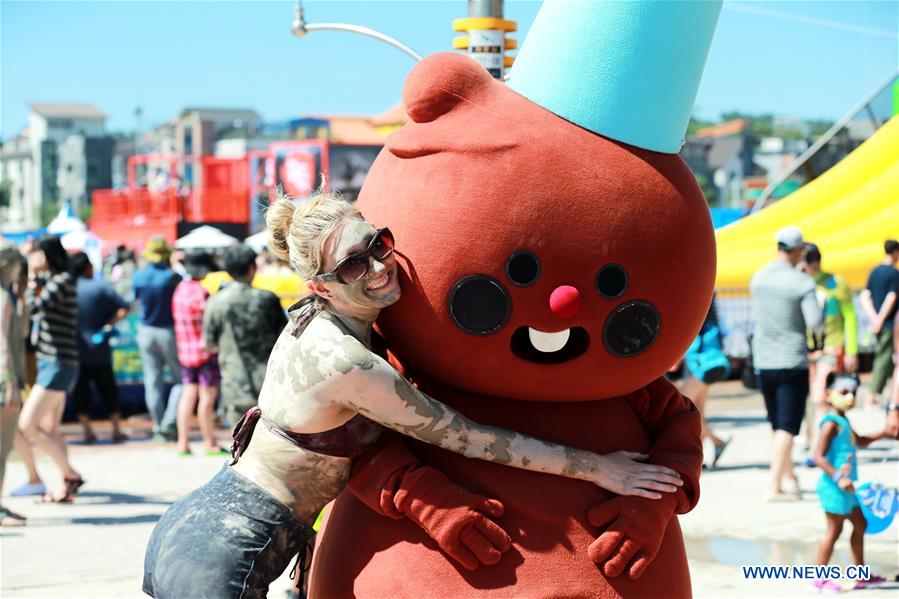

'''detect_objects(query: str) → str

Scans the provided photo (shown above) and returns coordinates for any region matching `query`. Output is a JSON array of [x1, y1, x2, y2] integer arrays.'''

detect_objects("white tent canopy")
[[244, 230, 269, 252], [61, 229, 104, 278], [47, 201, 86, 235], [175, 225, 239, 250]]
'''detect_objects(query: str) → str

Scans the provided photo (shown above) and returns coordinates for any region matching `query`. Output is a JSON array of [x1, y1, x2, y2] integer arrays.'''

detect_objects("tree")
[[693, 173, 718, 206], [40, 199, 60, 227], [0, 180, 11, 208], [687, 116, 714, 136], [78, 204, 93, 224], [808, 119, 835, 136]]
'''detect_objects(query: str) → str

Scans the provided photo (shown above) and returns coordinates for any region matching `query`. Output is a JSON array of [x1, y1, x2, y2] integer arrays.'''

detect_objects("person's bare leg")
[[848, 508, 866, 565], [43, 391, 80, 482], [0, 402, 20, 494], [14, 429, 42, 484], [77, 414, 96, 443], [769, 429, 795, 494], [815, 512, 843, 565], [176, 383, 198, 453], [197, 385, 218, 450], [682, 377, 723, 445], [19, 387, 80, 486], [109, 412, 122, 435]]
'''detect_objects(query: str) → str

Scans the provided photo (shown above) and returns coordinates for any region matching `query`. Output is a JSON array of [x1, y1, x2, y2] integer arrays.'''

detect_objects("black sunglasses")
[[311, 228, 395, 284]]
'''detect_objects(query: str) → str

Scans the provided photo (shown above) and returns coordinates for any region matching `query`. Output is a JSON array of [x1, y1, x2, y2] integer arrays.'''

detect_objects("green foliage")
[[78, 204, 93, 223], [40, 199, 60, 227], [779, 129, 805, 140], [687, 117, 714, 136], [694, 173, 718, 206], [0, 179, 11, 208], [808, 119, 835, 136]]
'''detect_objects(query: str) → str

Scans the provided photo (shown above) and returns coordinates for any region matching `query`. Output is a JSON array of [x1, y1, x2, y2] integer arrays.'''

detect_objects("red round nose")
[[549, 285, 582, 318]]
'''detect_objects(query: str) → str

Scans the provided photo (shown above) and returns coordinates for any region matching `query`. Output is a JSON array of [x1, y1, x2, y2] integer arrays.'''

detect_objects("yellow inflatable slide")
[[716, 115, 899, 290]]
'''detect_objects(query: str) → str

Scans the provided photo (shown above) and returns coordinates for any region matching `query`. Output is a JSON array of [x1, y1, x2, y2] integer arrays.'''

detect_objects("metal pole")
[[753, 70, 898, 212], [469, 1, 503, 18], [291, 1, 422, 63]]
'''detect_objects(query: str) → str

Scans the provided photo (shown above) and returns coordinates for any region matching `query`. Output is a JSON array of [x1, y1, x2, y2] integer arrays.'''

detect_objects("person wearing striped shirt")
[[18, 236, 84, 503], [750, 226, 823, 502]]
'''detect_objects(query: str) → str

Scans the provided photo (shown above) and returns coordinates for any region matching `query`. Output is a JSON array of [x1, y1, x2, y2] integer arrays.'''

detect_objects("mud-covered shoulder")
[[259, 316, 376, 410]]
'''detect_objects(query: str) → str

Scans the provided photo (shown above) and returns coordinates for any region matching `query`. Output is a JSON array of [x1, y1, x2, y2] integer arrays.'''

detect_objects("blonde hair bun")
[[265, 189, 361, 279]]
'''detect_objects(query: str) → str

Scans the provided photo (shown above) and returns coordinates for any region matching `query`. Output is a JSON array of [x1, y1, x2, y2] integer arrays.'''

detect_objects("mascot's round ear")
[[404, 52, 495, 123]]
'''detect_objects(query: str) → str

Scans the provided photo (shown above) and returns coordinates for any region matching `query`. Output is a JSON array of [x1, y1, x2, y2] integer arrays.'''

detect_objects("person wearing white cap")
[[750, 226, 824, 501]]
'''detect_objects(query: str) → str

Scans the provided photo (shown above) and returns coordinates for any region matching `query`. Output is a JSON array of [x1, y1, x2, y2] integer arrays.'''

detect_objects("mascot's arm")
[[586, 377, 702, 580], [347, 431, 512, 571], [625, 377, 702, 512]]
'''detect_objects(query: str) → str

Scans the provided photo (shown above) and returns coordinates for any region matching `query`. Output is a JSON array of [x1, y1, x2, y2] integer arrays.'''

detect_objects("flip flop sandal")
[[38, 477, 87, 503], [1, 514, 27, 526], [37, 492, 73, 504], [712, 438, 731, 467], [0, 506, 27, 526]]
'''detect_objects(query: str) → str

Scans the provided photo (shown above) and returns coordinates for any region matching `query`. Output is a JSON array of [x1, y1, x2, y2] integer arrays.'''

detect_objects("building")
[[0, 132, 36, 230], [29, 103, 106, 211], [57, 135, 114, 215], [682, 119, 759, 206], [1, 103, 107, 230]]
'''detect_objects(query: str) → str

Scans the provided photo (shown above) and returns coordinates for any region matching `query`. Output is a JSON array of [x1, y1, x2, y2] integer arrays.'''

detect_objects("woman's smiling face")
[[316, 218, 402, 316]]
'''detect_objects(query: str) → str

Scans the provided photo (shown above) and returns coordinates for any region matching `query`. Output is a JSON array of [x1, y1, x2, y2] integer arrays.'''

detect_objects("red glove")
[[587, 494, 676, 580], [395, 467, 512, 571], [348, 434, 511, 571]]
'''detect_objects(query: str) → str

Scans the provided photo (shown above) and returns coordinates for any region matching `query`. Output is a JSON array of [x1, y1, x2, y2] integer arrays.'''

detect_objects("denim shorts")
[[143, 465, 313, 599], [35, 359, 80, 393]]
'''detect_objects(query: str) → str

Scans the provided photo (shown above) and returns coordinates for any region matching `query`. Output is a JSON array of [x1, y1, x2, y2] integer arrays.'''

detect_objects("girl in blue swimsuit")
[[811, 373, 886, 592]]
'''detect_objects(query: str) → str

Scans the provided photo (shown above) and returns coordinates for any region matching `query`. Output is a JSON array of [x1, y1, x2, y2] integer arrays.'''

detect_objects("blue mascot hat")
[[507, 0, 722, 154]]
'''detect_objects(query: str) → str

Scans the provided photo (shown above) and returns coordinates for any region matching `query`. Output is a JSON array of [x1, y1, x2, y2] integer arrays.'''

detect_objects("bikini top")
[[230, 406, 383, 464], [228, 296, 384, 463]]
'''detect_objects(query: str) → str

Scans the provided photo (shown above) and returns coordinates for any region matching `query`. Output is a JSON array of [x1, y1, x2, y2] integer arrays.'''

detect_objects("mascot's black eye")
[[448, 275, 511, 335], [595, 264, 628, 298], [603, 300, 660, 357], [505, 251, 540, 287]]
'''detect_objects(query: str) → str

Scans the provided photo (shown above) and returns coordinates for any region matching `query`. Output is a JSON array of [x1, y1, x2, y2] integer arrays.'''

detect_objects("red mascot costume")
[[310, 1, 721, 597]]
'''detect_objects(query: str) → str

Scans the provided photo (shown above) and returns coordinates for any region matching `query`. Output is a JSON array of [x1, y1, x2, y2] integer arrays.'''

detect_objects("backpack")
[[685, 321, 731, 384]]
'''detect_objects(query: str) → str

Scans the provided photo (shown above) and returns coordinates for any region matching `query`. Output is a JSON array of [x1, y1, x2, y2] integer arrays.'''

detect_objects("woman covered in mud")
[[142, 192, 684, 599]]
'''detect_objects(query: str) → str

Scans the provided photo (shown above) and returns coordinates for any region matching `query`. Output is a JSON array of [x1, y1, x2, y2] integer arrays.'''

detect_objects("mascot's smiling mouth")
[[510, 326, 590, 364]]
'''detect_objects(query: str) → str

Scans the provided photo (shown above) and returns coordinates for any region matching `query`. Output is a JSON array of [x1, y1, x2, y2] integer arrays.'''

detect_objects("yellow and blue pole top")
[[453, 1, 517, 79]]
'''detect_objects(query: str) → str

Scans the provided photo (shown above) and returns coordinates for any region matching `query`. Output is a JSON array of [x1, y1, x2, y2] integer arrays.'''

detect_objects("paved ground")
[[1, 381, 897, 598]]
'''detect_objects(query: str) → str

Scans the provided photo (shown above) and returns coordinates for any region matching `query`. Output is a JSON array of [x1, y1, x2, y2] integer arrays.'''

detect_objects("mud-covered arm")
[[324, 337, 607, 486], [625, 377, 703, 514]]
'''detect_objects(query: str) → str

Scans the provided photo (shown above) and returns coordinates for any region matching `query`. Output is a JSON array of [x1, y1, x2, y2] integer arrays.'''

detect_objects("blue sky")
[[1, 1, 897, 139]]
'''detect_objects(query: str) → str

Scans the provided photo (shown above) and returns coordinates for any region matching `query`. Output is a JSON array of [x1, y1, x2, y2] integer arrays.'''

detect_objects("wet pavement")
[[1, 382, 897, 598]]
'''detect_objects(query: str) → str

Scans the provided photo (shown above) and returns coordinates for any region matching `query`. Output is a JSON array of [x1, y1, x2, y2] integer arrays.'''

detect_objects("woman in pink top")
[[172, 251, 222, 456]]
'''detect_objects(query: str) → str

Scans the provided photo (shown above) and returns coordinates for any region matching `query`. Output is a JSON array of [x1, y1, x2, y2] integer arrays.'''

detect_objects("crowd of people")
[[0, 234, 287, 525], [1, 220, 897, 594], [749, 228, 899, 591]]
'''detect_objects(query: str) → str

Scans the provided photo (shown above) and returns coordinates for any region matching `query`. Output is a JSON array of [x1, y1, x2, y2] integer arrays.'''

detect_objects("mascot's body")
[[310, 2, 721, 597]]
